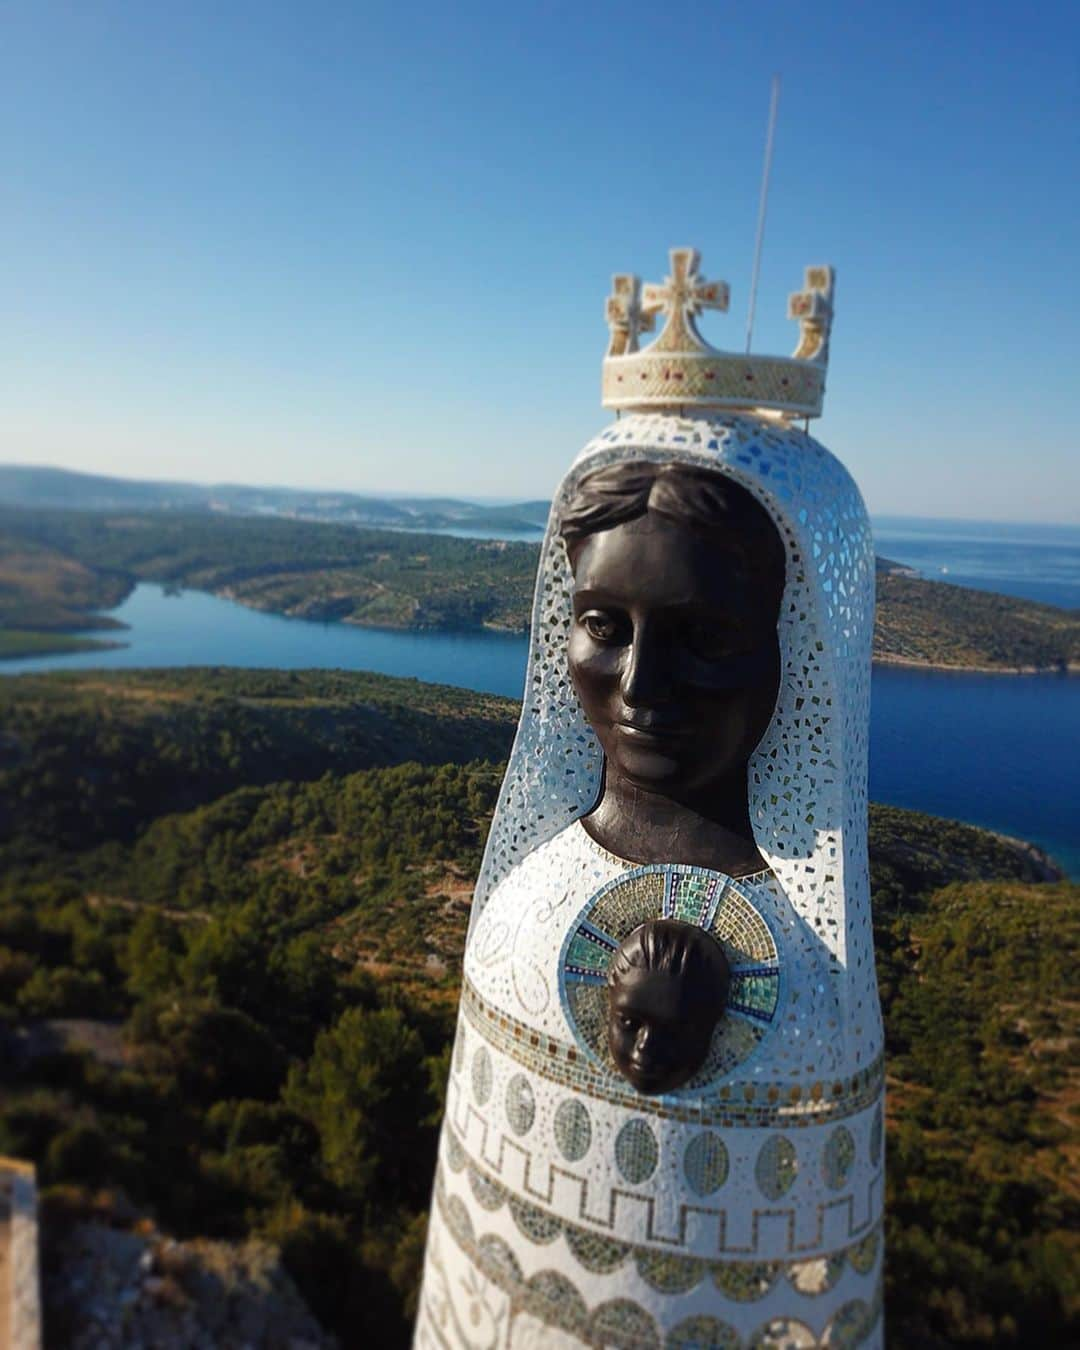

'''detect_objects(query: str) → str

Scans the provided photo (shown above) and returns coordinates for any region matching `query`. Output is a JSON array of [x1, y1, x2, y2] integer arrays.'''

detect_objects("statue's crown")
[[603, 247, 834, 419]]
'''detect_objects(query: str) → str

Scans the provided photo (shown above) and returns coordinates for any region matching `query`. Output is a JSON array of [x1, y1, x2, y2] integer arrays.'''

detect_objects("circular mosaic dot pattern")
[[755, 1134, 798, 1200], [666, 1317, 740, 1350], [823, 1125, 856, 1190], [504, 1074, 535, 1136], [826, 1299, 876, 1348], [635, 1249, 706, 1295], [869, 1102, 883, 1166], [848, 1230, 880, 1276], [564, 1227, 629, 1274], [588, 1299, 659, 1349], [614, 1117, 658, 1184], [471, 1045, 493, 1105], [683, 1131, 729, 1196], [553, 1098, 592, 1162]]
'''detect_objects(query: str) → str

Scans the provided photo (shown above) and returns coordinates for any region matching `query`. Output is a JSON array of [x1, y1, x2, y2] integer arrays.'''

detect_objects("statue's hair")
[[607, 918, 730, 1016], [560, 461, 785, 593]]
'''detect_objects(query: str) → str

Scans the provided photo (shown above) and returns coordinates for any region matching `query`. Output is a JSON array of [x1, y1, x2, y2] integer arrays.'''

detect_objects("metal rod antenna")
[[745, 74, 781, 354]]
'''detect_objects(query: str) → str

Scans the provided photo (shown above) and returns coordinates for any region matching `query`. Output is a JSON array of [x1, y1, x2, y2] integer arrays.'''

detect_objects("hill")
[[2, 504, 1077, 671], [0, 667, 517, 856], [0, 464, 550, 534], [0, 667, 1074, 1346]]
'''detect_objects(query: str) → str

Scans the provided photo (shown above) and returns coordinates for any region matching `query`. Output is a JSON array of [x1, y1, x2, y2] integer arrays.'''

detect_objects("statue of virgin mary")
[[414, 251, 884, 1349]]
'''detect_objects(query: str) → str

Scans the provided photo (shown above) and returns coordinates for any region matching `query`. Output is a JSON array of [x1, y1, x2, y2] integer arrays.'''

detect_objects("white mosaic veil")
[[470, 411, 879, 1068]]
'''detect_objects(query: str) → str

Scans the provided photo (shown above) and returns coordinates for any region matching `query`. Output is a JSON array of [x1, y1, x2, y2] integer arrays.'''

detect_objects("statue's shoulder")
[[482, 819, 599, 903]]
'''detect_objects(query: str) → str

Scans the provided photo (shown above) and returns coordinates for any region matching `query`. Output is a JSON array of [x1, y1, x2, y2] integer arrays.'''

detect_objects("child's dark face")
[[608, 966, 718, 1095]]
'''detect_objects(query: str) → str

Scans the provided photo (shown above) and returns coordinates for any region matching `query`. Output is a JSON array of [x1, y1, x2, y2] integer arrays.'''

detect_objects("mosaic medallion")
[[755, 1134, 798, 1200], [471, 1045, 493, 1105], [683, 1130, 729, 1196], [558, 864, 783, 1090], [823, 1125, 856, 1190], [553, 1098, 592, 1162], [505, 1073, 535, 1136], [615, 1117, 659, 1184]]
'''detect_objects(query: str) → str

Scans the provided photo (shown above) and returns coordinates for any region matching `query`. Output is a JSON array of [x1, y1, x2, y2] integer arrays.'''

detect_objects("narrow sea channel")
[[5, 583, 1077, 877]]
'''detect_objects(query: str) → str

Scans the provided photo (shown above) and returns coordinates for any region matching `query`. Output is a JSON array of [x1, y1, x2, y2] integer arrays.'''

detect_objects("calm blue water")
[[4, 583, 1077, 877], [873, 516, 1080, 611]]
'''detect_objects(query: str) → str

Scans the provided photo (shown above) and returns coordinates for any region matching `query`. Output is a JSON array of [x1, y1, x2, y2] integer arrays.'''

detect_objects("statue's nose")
[[620, 628, 673, 707]]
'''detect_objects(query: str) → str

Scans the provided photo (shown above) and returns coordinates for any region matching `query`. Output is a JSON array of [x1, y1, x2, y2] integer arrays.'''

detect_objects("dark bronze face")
[[567, 512, 782, 800], [607, 919, 730, 1094]]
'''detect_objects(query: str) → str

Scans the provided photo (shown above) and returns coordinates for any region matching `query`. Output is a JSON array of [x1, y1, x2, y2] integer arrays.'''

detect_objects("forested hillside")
[[2, 506, 1078, 670], [0, 669, 1075, 1346]]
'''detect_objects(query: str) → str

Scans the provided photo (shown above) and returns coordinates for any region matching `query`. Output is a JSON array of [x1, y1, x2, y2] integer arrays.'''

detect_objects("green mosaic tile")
[[669, 873, 715, 925], [729, 969, 780, 1017], [566, 930, 612, 975]]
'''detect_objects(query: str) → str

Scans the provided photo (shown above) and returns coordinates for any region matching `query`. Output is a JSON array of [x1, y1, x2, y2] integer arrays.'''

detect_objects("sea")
[[3, 516, 1077, 877]]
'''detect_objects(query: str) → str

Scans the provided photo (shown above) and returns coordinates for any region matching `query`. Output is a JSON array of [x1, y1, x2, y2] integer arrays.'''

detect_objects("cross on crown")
[[788, 265, 835, 364], [605, 274, 655, 357], [641, 247, 730, 352]]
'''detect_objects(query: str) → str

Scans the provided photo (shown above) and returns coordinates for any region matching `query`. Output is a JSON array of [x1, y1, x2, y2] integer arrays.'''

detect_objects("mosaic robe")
[[415, 413, 884, 1350]]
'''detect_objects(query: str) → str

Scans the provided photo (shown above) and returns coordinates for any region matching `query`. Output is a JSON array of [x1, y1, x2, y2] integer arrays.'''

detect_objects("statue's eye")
[[685, 618, 746, 660], [581, 610, 622, 643], [619, 1015, 638, 1032]]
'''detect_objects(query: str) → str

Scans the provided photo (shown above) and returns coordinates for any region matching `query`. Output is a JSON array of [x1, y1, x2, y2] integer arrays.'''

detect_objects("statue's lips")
[[615, 720, 691, 744]]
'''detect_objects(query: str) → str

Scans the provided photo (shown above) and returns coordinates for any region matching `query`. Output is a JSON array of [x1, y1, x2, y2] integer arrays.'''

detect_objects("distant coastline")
[[1, 497, 1077, 675]]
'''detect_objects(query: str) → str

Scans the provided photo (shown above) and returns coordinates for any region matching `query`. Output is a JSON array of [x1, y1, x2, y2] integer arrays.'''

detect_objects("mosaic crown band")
[[415, 250, 884, 1350]]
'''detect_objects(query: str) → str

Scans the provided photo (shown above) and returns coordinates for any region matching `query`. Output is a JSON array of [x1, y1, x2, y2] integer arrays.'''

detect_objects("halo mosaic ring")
[[558, 864, 784, 1093]]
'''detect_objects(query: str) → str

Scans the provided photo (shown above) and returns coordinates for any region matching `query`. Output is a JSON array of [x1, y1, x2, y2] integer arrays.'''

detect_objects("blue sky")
[[2, 1, 1077, 521]]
